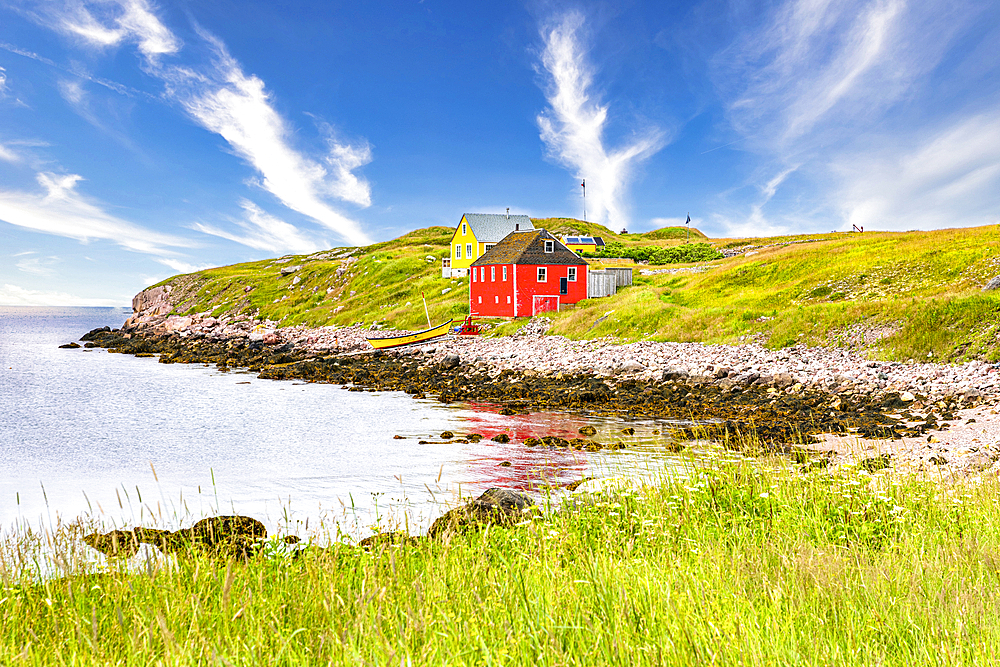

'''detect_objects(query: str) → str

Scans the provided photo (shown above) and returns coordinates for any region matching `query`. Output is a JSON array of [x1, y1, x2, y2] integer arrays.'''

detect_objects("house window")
[[495, 296, 499, 304], [472, 268, 476, 282], [507, 296, 511, 304], [537, 267, 547, 282], [502, 265, 507, 281], [480, 267, 485, 281], [455, 245, 461, 259], [462, 223, 467, 236], [466, 243, 472, 259], [568, 267, 577, 282], [544, 240, 554, 253], [485, 244, 494, 252], [490, 266, 495, 281], [478, 296, 482, 303]]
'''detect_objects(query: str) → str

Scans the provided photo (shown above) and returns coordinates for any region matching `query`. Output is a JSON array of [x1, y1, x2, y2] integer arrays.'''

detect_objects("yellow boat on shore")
[[366, 319, 454, 350]]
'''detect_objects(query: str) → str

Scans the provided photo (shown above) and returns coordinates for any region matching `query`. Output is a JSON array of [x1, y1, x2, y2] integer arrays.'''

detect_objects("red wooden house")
[[468, 230, 589, 317]]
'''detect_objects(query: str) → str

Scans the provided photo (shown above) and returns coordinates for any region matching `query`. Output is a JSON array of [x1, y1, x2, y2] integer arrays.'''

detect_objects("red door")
[[532, 295, 559, 315]]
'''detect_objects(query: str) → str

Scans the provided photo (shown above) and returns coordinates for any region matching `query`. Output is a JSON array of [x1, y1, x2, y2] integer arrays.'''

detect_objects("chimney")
[[515, 223, 519, 231], [506, 207, 510, 220]]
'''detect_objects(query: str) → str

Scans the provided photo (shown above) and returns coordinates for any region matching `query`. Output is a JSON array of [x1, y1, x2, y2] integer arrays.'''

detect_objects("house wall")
[[468, 264, 515, 317], [449, 215, 478, 272], [513, 263, 588, 317]]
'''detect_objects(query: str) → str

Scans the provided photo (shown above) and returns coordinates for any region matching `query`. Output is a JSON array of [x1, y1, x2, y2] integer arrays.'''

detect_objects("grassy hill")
[[145, 222, 1000, 362], [531, 217, 708, 245]]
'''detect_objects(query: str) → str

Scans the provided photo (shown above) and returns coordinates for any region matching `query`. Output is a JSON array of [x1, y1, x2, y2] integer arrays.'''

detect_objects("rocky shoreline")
[[63, 303, 1000, 480]]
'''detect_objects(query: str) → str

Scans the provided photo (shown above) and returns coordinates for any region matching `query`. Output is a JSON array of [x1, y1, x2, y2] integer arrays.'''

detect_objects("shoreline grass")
[[4, 460, 999, 665]]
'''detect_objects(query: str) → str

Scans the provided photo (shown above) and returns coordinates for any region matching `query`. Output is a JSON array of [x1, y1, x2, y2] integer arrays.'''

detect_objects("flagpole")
[[686, 212, 690, 244], [581, 179, 586, 222]]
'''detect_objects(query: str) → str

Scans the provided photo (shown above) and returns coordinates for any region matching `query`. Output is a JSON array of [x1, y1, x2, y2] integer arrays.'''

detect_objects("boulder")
[[358, 531, 417, 549], [773, 373, 795, 389], [82, 515, 271, 560], [661, 367, 689, 381], [280, 265, 302, 276], [59, 342, 81, 349], [426, 488, 534, 539], [617, 361, 644, 375], [983, 275, 1000, 291], [441, 354, 460, 369]]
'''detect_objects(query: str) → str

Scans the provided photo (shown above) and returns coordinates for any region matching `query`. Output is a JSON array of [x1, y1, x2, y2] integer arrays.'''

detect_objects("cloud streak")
[[0, 282, 126, 307], [712, 0, 1000, 232], [192, 200, 327, 254], [164, 32, 373, 244], [536, 12, 667, 228], [0, 171, 193, 254], [26, 0, 373, 246], [835, 114, 1000, 230]]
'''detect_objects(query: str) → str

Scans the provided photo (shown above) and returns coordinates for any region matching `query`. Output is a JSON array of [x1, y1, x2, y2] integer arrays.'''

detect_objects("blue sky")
[[1, 0, 998, 306]]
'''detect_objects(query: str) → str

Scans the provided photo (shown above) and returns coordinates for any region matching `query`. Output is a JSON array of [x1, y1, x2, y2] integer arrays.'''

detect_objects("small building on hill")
[[561, 235, 605, 254], [469, 230, 588, 317], [443, 213, 534, 278]]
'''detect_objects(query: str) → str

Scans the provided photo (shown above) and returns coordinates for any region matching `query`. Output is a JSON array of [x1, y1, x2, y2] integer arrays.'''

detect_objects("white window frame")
[[568, 267, 577, 282], [490, 266, 495, 281], [462, 222, 467, 236], [455, 244, 461, 259], [495, 295, 499, 304], [466, 243, 473, 259], [544, 240, 554, 253], [485, 244, 494, 252], [472, 267, 476, 282], [502, 265, 507, 281], [537, 267, 547, 282], [478, 296, 482, 303]]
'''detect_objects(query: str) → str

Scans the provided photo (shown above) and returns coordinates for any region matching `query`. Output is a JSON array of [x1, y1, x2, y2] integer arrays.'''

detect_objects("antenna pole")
[[581, 179, 586, 222]]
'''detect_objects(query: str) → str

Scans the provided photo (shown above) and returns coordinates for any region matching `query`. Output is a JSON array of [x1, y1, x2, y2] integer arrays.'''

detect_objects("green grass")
[[549, 225, 1000, 361], [4, 460, 1000, 665], [146, 222, 1000, 361]]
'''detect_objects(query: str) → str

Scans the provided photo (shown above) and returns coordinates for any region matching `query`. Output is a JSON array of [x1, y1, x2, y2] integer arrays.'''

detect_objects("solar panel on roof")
[[580, 237, 594, 243], [566, 237, 579, 243]]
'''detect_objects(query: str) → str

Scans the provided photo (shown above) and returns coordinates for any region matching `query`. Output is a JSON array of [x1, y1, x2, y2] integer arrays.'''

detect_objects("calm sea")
[[0, 307, 680, 542]]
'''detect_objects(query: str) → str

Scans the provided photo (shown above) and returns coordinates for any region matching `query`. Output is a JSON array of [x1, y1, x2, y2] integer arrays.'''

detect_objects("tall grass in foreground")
[[3, 462, 1000, 665]]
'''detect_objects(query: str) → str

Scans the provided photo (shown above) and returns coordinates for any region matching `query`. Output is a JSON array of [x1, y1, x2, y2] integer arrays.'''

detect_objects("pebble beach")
[[124, 309, 1000, 480]]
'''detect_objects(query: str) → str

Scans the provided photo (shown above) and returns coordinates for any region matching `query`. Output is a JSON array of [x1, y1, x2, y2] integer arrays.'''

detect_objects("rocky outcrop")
[[81, 515, 297, 560], [131, 284, 176, 319], [426, 488, 535, 539]]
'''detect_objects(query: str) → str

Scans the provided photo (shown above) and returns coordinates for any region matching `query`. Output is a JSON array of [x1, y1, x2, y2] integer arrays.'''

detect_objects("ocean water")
[[0, 307, 687, 544]]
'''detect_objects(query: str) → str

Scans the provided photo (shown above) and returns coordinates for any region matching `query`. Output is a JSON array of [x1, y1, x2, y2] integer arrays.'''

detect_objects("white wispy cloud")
[[0, 65, 7, 95], [835, 114, 1000, 231], [713, 0, 1000, 233], [16, 254, 60, 276], [155, 258, 213, 274], [24, 0, 373, 246], [45, 0, 180, 58], [191, 199, 327, 254], [0, 282, 125, 307], [536, 11, 667, 229], [0, 143, 18, 162], [164, 32, 373, 244], [0, 171, 193, 254]]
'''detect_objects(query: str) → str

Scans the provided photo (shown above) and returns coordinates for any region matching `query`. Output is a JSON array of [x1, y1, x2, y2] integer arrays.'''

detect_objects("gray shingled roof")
[[462, 213, 534, 243], [471, 229, 588, 267]]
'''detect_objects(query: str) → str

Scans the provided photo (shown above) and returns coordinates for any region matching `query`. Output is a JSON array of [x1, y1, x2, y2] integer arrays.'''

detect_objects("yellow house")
[[561, 235, 606, 255], [443, 213, 534, 277]]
